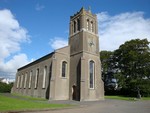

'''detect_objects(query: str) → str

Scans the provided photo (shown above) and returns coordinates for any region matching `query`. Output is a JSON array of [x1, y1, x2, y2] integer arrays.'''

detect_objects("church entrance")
[[72, 84, 80, 101], [72, 60, 81, 101], [72, 85, 77, 100]]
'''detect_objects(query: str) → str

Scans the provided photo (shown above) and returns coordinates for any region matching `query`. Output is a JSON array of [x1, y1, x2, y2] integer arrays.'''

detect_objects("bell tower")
[[69, 7, 104, 101], [69, 7, 99, 55]]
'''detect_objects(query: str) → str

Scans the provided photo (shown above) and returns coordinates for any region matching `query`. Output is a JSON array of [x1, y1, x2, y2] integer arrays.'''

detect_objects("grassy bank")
[[0, 93, 70, 112], [105, 95, 150, 101]]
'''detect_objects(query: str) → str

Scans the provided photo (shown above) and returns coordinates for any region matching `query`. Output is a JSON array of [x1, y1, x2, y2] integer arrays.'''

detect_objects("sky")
[[0, 0, 150, 80]]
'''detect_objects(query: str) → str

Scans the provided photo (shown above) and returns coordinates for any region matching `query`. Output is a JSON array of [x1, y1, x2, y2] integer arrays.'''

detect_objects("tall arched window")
[[71, 24, 73, 34], [87, 19, 89, 30], [77, 18, 80, 31], [17, 75, 20, 88], [24, 72, 27, 88], [20, 74, 23, 88], [91, 21, 93, 32], [29, 71, 32, 88], [62, 61, 67, 77], [42, 66, 47, 88], [89, 60, 95, 89], [74, 21, 76, 33], [35, 68, 39, 89]]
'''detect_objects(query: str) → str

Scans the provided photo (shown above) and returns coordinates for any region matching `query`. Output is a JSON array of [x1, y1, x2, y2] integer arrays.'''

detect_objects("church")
[[11, 7, 104, 101]]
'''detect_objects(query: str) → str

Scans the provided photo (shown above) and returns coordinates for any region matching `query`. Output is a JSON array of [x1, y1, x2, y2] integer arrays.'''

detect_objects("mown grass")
[[105, 95, 150, 101], [12, 93, 47, 101], [142, 97, 150, 100], [0, 94, 71, 112]]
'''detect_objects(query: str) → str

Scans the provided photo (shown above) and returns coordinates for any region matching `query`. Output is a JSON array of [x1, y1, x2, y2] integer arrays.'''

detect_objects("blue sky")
[[0, 0, 150, 80]]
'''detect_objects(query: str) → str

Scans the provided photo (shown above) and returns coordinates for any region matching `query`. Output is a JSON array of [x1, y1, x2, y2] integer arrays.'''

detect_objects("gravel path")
[[22, 99, 150, 113]]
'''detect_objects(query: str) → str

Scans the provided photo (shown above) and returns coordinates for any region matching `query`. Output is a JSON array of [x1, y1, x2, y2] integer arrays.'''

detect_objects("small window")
[[62, 61, 67, 77], [89, 60, 95, 89], [42, 66, 47, 88]]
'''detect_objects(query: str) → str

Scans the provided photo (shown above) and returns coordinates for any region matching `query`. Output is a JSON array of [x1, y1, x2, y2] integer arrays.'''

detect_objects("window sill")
[[89, 88, 95, 90], [61, 77, 67, 79]]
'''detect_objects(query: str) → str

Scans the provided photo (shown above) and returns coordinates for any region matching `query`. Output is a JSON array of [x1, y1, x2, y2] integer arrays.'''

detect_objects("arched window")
[[24, 72, 27, 88], [62, 61, 67, 77], [20, 74, 23, 88], [71, 24, 73, 34], [35, 68, 39, 89], [77, 18, 80, 31], [87, 19, 89, 30], [74, 21, 76, 33], [17, 75, 20, 88], [42, 66, 47, 88], [29, 71, 32, 88], [89, 60, 95, 88], [91, 21, 93, 32]]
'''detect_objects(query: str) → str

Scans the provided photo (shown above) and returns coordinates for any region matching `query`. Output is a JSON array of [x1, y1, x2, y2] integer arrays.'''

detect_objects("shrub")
[[0, 82, 13, 93]]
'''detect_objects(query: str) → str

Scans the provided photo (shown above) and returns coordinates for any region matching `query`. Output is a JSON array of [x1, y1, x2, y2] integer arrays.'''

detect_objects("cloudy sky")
[[0, 0, 150, 80]]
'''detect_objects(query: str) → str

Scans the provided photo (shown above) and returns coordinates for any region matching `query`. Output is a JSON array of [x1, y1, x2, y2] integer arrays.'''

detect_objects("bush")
[[0, 82, 13, 93]]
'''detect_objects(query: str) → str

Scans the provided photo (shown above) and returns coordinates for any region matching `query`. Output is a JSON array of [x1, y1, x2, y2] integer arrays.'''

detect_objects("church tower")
[[69, 7, 104, 101]]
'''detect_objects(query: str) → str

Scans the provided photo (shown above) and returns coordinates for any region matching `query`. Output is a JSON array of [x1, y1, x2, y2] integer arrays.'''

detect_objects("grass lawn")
[[12, 93, 47, 101], [0, 93, 71, 112], [105, 95, 150, 101], [141, 97, 150, 100]]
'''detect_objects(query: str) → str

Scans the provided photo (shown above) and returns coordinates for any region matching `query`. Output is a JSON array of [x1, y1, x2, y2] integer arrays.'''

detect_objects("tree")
[[112, 38, 150, 96], [0, 82, 13, 93], [100, 51, 113, 77], [100, 51, 119, 93]]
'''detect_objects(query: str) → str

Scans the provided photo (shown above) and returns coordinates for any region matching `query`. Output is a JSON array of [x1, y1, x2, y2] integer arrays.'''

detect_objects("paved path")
[[22, 99, 150, 113]]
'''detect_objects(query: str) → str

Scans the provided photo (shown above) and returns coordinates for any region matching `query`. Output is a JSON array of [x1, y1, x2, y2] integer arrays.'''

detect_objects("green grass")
[[105, 96, 135, 101], [142, 97, 150, 100], [0, 94, 71, 112], [12, 93, 47, 101], [105, 95, 150, 101]]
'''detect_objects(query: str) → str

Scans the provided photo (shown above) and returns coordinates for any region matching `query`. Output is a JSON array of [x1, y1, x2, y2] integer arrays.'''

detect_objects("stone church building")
[[12, 8, 104, 101]]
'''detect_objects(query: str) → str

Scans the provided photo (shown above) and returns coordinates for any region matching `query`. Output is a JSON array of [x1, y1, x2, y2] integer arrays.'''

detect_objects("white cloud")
[[49, 37, 68, 50], [0, 9, 31, 79], [97, 11, 150, 51], [0, 54, 29, 73], [35, 3, 45, 11]]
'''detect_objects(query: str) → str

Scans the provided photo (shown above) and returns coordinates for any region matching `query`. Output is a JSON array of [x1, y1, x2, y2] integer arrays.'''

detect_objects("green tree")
[[100, 51, 113, 80], [0, 82, 13, 93], [113, 38, 150, 96], [100, 51, 119, 93]]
